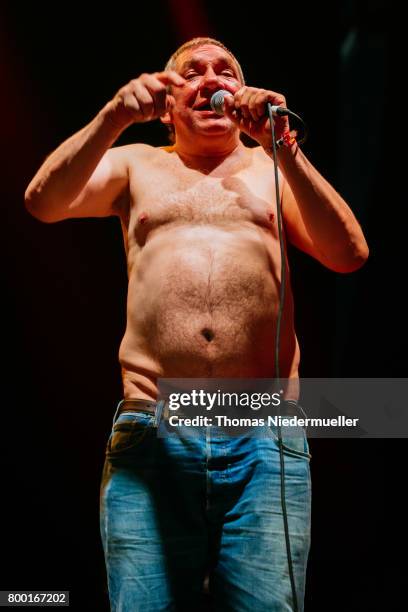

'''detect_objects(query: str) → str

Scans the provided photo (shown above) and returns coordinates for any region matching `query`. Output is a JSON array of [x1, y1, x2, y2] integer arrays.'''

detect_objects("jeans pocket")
[[268, 425, 311, 459], [107, 411, 156, 455]]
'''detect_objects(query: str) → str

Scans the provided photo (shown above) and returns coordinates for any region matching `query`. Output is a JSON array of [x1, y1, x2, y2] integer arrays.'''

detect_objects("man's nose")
[[200, 68, 222, 93]]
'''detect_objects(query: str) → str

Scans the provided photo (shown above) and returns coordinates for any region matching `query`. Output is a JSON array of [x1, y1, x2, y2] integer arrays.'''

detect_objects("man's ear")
[[160, 94, 175, 126], [159, 112, 172, 126]]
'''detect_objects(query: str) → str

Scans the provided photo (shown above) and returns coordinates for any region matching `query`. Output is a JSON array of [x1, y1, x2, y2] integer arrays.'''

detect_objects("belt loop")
[[112, 399, 125, 426], [154, 399, 166, 427]]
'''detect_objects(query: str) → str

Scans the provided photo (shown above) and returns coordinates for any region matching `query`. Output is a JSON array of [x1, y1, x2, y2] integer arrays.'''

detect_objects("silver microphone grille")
[[210, 90, 232, 115]]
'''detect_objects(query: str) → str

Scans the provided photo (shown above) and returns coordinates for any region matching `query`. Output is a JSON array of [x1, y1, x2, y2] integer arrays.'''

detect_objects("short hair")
[[163, 37, 245, 144]]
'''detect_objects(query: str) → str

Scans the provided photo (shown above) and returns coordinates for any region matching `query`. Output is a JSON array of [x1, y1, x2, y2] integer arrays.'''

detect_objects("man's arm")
[[25, 114, 128, 223], [24, 71, 185, 223], [223, 87, 369, 273], [278, 144, 369, 273]]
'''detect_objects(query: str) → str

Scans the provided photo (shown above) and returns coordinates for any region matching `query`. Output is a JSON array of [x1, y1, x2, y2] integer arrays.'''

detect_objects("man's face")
[[164, 44, 243, 140]]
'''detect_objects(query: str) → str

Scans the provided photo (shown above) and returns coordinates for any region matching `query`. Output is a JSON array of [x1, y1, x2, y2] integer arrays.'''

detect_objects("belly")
[[120, 225, 296, 385]]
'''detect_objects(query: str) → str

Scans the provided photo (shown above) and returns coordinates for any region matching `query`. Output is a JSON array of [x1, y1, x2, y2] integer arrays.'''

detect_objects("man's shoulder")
[[109, 142, 156, 159], [251, 144, 273, 162], [109, 142, 174, 168], [250, 144, 282, 177]]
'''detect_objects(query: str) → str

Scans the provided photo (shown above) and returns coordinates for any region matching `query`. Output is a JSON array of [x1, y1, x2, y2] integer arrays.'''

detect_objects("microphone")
[[210, 89, 290, 117]]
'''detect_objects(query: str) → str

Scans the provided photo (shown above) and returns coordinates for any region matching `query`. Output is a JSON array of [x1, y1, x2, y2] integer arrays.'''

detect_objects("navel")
[[201, 328, 215, 342]]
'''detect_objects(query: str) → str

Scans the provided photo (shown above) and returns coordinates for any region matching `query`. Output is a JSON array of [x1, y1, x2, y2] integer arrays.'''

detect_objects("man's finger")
[[154, 71, 186, 87], [224, 96, 237, 117]]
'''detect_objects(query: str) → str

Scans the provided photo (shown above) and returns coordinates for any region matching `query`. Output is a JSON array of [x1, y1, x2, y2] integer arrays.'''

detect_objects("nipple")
[[138, 212, 148, 224], [267, 208, 275, 223]]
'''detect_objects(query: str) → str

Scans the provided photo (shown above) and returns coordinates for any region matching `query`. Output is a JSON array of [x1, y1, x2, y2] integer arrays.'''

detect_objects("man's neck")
[[171, 138, 247, 174]]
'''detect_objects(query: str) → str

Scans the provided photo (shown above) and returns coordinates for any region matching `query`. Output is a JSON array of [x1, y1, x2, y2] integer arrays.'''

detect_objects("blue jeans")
[[100, 400, 312, 611]]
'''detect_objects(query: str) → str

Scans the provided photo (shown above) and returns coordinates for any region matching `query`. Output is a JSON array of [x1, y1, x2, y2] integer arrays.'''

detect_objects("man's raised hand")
[[105, 71, 185, 130]]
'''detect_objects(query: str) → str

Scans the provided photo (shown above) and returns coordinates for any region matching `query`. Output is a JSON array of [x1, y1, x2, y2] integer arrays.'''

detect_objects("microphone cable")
[[266, 102, 308, 612], [211, 89, 309, 610]]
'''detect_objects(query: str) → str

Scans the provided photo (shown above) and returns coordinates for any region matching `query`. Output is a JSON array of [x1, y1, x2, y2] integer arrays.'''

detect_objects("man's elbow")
[[331, 242, 370, 274], [24, 189, 61, 223]]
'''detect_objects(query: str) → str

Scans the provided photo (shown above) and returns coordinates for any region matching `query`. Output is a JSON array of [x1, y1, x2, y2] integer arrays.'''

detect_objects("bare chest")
[[123, 149, 280, 248]]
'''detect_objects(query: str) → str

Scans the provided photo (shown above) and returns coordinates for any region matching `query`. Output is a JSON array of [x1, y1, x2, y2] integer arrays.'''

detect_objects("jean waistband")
[[112, 397, 306, 427], [112, 398, 167, 426]]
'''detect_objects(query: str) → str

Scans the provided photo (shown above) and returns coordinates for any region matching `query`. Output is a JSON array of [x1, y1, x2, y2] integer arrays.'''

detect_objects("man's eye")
[[185, 72, 198, 79], [222, 71, 234, 76]]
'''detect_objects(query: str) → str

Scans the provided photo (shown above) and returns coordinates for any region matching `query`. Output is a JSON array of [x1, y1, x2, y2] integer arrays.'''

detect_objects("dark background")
[[1, 1, 405, 610]]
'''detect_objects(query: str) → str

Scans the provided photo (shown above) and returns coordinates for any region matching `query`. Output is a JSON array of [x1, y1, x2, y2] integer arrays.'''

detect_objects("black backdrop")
[[1, 1, 405, 610]]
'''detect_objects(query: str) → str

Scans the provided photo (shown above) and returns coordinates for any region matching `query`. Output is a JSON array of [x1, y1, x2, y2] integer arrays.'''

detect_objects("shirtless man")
[[25, 37, 368, 612]]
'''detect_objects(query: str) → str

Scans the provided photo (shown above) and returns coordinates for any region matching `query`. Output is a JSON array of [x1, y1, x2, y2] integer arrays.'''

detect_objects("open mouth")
[[193, 101, 225, 118], [194, 101, 215, 112], [195, 105, 214, 113], [195, 106, 222, 117]]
